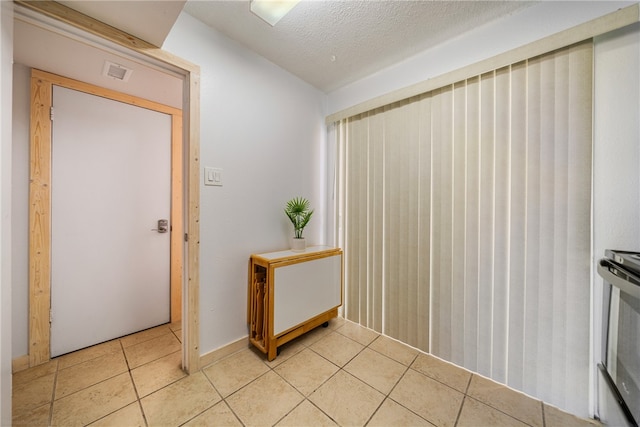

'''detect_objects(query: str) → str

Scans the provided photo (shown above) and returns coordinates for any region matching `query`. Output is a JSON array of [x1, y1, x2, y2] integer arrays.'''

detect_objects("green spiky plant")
[[284, 197, 314, 239]]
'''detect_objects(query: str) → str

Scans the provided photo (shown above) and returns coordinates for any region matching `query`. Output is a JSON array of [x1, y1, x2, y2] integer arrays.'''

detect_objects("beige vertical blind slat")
[[337, 39, 593, 416], [406, 100, 422, 346], [344, 115, 363, 323], [523, 53, 543, 394], [492, 66, 511, 384], [385, 103, 400, 340], [506, 60, 527, 391], [333, 121, 344, 248], [383, 103, 399, 339], [477, 71, 496, 377], [417, 94, 432, 351], [369, 110, 385, 332], [431, 86, 454, 359], [550, 48, 570, 404], [451, 82, 466, 366], [355, 114, 369, 324], [463, 76, 481, 373]]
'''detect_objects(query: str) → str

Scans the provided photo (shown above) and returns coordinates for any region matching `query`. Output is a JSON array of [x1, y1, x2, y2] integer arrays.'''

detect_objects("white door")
[[50, 85, 171, 357]]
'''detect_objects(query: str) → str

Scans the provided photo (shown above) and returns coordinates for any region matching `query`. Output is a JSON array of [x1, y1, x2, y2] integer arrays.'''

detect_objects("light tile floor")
[[13, 317, 599, 426]]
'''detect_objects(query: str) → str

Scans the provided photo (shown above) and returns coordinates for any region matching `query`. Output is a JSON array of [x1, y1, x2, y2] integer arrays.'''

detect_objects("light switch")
[[204, 167, 223, 186]]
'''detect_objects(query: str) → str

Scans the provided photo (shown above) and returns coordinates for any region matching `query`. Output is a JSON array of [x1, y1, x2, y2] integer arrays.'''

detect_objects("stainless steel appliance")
[[597, 250, 640, 427]]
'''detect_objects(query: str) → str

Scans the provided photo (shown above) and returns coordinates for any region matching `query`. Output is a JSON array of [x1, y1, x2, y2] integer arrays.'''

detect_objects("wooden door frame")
[[29, 68, 183, 361], [19, 1, 201, 373]]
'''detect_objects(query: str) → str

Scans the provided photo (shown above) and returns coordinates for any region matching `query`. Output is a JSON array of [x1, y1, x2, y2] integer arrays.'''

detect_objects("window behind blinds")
[[336, 40, 593, 415]]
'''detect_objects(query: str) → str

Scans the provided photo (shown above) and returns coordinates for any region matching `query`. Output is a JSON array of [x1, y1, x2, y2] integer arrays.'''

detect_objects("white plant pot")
[[290, 237, 306, 252]]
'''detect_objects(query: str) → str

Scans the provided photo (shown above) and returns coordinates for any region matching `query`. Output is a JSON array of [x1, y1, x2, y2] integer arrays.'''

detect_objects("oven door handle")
[[598, 259, 640, 299]]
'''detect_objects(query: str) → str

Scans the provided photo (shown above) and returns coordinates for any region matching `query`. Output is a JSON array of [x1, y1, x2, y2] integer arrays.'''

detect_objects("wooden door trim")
[[17, 0, 201, 373], [29, 69, 183, 364]]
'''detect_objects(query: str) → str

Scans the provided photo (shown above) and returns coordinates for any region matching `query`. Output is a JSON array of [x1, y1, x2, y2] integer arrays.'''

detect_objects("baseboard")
[[12, 355, 30, 373], [199, 335, 249, 369]]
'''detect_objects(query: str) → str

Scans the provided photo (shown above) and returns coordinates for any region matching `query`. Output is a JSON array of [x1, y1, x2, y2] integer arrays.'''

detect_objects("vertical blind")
[[336, 40, 593, 415]]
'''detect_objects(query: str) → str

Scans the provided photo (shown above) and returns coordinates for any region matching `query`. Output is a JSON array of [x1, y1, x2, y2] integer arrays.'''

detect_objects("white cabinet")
[[248, 246, 343, 360]]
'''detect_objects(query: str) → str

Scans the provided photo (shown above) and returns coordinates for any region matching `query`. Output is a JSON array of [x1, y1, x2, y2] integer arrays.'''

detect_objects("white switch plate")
[[204, 167, 223, 186]]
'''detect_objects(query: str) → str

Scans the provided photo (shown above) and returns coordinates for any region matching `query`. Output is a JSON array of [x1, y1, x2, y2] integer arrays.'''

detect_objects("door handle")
[[152, 219, 169, 233]]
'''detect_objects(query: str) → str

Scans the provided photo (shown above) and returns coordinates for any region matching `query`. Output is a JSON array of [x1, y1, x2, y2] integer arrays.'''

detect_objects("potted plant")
[[284, 197, 313, 251]]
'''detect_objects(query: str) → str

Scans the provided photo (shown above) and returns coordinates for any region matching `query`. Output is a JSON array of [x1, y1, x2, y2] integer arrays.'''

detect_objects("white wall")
[[13, 18, 183, 110], [162, 12, 327, 355], [0, 1, 12, 424], [592, 22, 640, 422], [11, 63, 28, 359], [327, 1, 634, 116]]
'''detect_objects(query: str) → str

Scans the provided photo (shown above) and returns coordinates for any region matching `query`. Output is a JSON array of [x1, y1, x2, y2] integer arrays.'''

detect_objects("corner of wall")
[[0, 1, 14, 424]]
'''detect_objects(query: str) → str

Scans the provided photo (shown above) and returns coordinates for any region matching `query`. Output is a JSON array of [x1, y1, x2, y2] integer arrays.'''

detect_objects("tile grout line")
[[267, 345, 342, 425], [127, 332, 207, 426], [465, 374, 545, 426], [121, 335, 151, 427], [361, 365, 409, 426], [216, 325, 350, 425], [270, 351, 346, 426], [388, 353, 472, 426], [200, 361, 247, 426], [281, 325, 409, 426], [454, 372, 474, 426], [267, 334, 458, 425], [272, 325, 434, 427], [380, 366, 434, 426], [305, 397, 341, 426], [453, 375, 473, 427], [218, 396, 245, 427], [463, 394, 539, 427], [270, 395, 306, 426], [338, 331, 435, 427], [201, 356, 269, 427]]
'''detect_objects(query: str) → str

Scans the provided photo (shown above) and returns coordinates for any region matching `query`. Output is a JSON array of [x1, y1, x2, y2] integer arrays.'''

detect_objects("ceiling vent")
[[102, 61, 133, 82]]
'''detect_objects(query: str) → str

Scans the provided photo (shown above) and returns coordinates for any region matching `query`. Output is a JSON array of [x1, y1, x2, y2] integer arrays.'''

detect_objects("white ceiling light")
[[250, 0, 300, 26]]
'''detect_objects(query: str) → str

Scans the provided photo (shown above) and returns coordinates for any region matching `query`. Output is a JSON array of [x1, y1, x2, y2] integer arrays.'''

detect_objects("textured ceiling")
[[184, 0, 536, 93]]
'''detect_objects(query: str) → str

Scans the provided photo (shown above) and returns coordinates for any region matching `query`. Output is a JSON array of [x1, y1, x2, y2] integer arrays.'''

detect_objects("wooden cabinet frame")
[[248, 246, 343, 361]]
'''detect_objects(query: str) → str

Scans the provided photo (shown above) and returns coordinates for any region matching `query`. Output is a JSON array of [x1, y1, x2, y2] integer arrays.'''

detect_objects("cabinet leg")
[[322, 321, 329, 328], [267, 339, 277, 361]]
